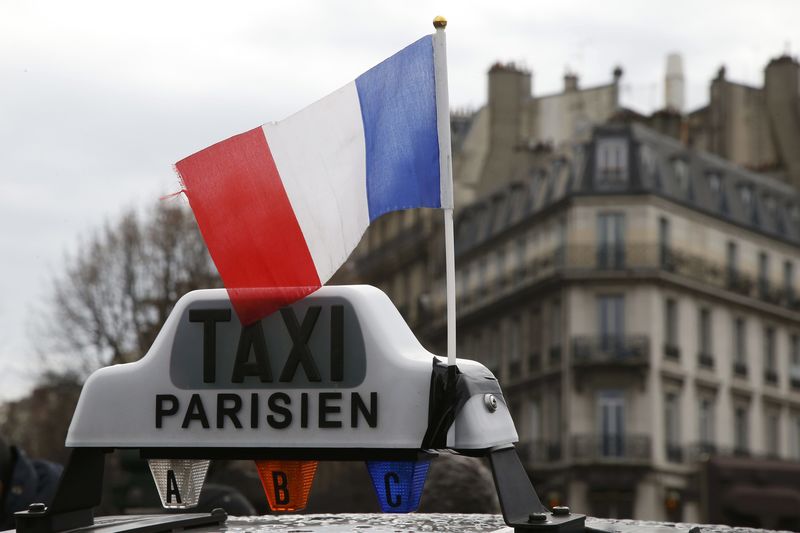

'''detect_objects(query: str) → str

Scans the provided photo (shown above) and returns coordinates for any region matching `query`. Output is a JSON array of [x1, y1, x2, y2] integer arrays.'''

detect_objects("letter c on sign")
[[384, 471, 401, 508]]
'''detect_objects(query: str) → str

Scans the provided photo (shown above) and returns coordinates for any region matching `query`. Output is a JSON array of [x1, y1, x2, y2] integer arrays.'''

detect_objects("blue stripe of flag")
[[355, 35, 441, 222]]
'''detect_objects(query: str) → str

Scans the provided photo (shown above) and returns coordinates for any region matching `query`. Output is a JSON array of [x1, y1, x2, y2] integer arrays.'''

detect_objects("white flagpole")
[[432, 16, 457, 368]]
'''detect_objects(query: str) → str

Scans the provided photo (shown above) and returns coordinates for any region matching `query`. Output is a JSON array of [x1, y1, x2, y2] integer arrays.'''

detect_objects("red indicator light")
[[255, 460, 318, 512]]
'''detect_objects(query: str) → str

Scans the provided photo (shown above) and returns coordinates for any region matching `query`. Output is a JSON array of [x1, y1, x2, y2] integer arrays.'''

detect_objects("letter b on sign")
[[255, 460, 319, 512]]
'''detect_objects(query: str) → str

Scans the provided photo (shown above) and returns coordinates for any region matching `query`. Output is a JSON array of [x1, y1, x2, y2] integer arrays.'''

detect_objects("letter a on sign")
[[148, 459, 210, 509], [255, 460, 319, 512]]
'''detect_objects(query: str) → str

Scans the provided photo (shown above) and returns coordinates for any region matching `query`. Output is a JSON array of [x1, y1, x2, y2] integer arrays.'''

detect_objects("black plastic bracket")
[[14, 447, 109, 533], [488, 446, 585, 533]]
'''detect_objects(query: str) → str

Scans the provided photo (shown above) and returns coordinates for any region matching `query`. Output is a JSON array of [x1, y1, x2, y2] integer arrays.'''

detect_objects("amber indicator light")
[[255, 459, 319, 512]]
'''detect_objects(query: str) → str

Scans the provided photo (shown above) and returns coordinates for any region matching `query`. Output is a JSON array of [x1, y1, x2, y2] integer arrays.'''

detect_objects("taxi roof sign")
[[65, 285, 517, 452], [17, 286, 590, 533]]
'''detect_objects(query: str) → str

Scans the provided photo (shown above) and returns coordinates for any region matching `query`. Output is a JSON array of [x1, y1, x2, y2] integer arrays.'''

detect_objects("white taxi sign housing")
[[66, 285, 517, 451]]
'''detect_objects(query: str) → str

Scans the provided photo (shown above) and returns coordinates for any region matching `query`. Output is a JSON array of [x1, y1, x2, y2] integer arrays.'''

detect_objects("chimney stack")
[[665, 53, 685, 113]]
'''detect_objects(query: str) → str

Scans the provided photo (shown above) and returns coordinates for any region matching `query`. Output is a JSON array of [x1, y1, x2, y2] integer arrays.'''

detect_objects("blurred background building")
[[335, 53, 800, 529]]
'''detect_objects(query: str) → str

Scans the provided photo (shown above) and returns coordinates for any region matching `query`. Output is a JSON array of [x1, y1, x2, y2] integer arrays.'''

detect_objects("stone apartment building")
[[335, 54, 800, 527]]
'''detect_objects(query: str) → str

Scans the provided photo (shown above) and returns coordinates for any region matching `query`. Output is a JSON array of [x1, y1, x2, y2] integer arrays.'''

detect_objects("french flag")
[[176, 35, 452, 324]]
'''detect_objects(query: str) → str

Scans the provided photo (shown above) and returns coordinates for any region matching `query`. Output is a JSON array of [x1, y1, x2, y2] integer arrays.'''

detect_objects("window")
[[665, 392, 682, 462], [759, 252, 770, 297], [707, 172, 722, 195], [664, 298, 678, 357], [764, 326, 777, 384], [597, 213, 625, 268], [485, 327, 500, 375], [672, 158, 689, 194], [596, 138, 628, 187], [529, 308, 542, 371], [791, 335, 800, 388], [477, 257, 487, 295], [699, 307, 712, 358], [734, 405, 749, 455], [791, 203, 800, 225], [495, 249, 506, 288], [766, 410, 780, 458], [785, 260, 795, 303], [733, 317, 747, 376], [551, 393, 562, 450], [528, 399, 541, 440], [659, 217, 671, 268], [707, 171, 726, 212], [509, 316, 522, 376], [550, 300, 562, 362], [739, 184, 753, 211], [792, 414, 800, 460], [727, 241, 738, 281], [555, 218, 567, 266], [598, 295, 625, 351], [641, 145, 656, 178], [515, 237, 526, 280], [597, 390, 625, 457], [698, 397, 715, 451]]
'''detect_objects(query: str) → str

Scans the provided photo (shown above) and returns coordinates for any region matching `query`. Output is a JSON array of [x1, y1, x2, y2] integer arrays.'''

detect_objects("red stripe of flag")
[[176, 127, 321, 324]]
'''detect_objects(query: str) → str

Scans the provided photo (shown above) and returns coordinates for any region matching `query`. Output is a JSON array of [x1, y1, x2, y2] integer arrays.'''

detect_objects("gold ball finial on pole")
[[433, 15, 447, 29]]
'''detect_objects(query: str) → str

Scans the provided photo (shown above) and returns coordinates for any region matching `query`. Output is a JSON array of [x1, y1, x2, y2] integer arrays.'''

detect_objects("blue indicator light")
[[366, 458, 432, 513]]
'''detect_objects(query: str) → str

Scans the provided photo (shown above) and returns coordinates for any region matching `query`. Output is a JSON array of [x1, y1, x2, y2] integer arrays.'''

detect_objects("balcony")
[[572, 434, 651, 463], [572, 335, 649, 366], [727, 271, 754, 297], [435, 243, 799, 331], [572, 336, 649, 390], [597, 245, 626, 270], [517, 440, 563, 465]]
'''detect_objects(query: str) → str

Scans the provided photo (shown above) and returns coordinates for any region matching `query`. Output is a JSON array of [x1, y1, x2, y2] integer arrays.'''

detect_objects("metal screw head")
[[528, 512, 548, 522], [552, 506, 570, 516], [484, 394, 498, 412], [27, 503, 46, 513]]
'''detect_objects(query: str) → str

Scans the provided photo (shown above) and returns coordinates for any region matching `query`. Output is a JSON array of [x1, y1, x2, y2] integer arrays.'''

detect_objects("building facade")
[[335, 54, 800, 526]]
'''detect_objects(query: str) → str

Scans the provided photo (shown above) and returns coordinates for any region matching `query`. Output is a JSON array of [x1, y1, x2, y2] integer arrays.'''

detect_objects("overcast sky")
[[1, 0, 797, 400]]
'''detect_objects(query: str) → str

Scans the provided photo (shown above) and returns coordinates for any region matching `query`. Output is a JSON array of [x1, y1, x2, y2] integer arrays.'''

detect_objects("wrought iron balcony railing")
[[572, 335, 649, 365], [431, 243, 799, 322], [517, 439, 563, 464], [572, 434, 651, 462]]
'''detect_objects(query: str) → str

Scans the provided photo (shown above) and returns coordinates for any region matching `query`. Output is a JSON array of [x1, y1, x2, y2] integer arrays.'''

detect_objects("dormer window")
[[641, 145, 656, 177], [739, 184, 753, 211], [672, 158, 689, 195], [706, 171, 725, 212], [707, 171, 722, 196], [789, 203, 800, 225], [595, 137, 628, 188]]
